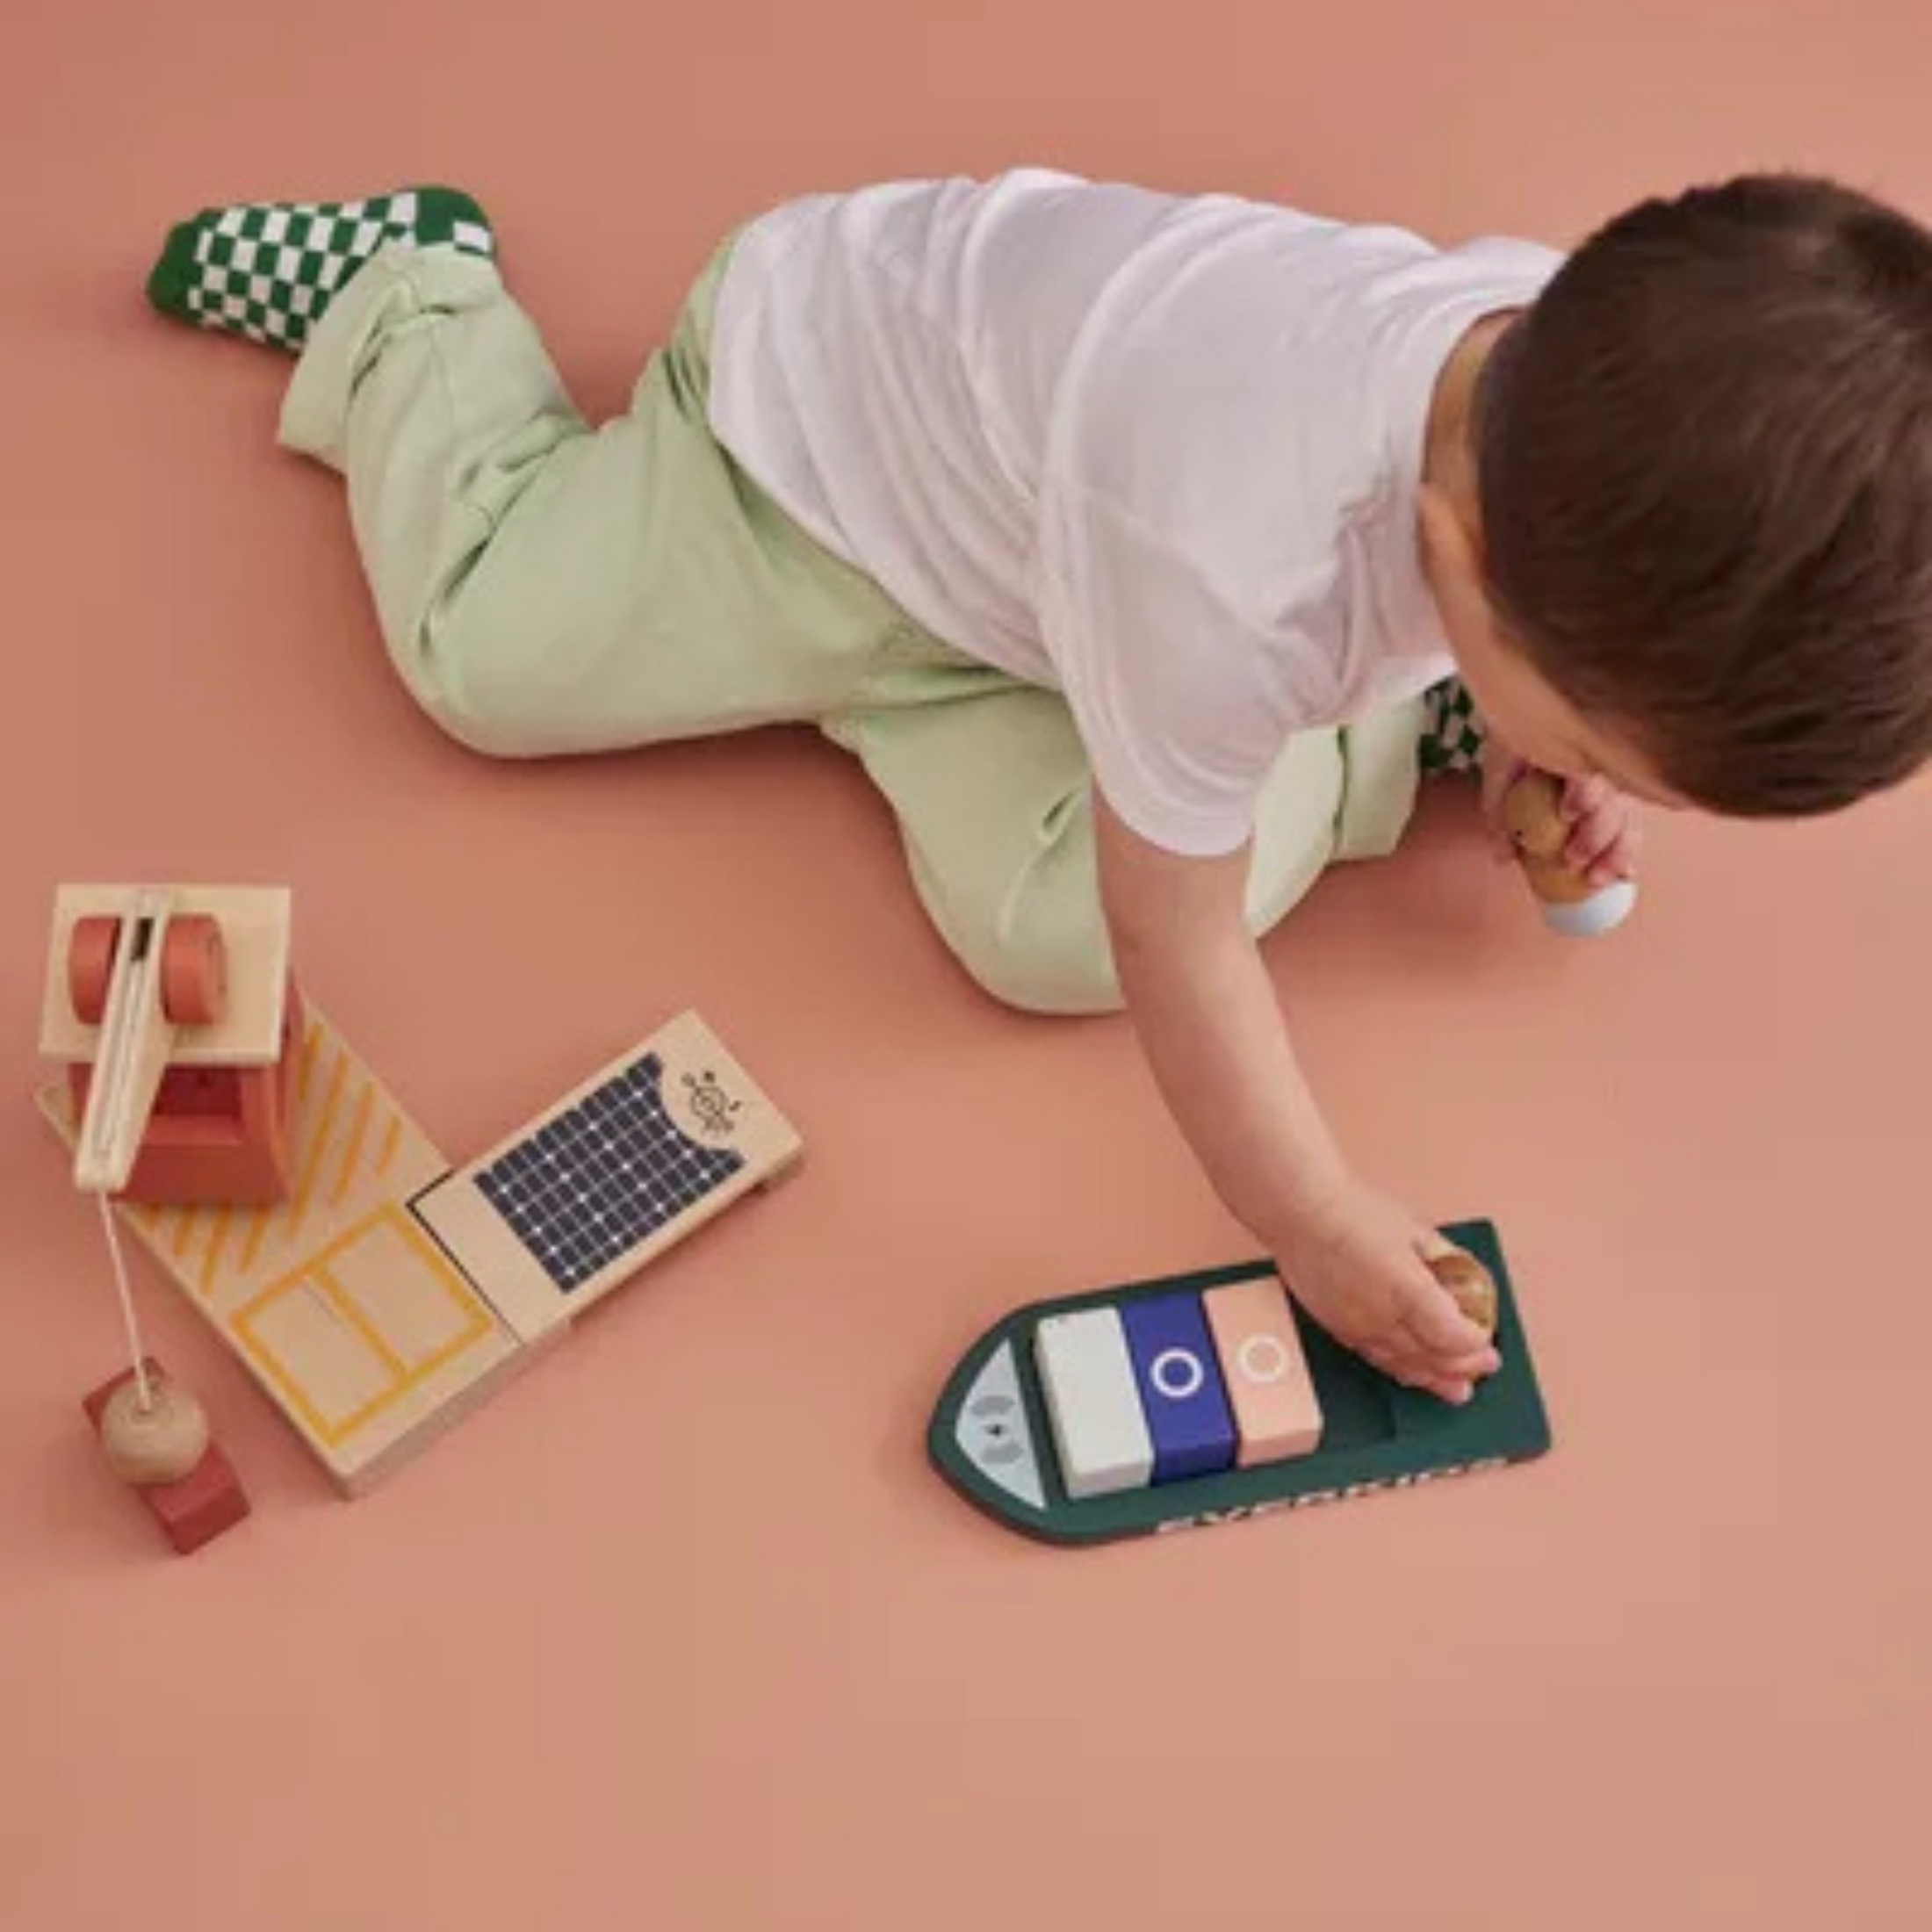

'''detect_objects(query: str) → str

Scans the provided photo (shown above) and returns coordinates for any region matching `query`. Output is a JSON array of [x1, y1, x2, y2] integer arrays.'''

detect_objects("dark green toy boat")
[[927, 1219, 1552, 1546]]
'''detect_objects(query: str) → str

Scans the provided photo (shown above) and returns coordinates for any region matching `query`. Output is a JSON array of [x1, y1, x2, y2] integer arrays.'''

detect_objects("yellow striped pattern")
[[130, 1016, 415, 1303]]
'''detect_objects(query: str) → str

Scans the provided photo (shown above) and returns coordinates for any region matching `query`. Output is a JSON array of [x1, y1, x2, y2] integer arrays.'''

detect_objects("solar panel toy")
[[928, 1221, 1551, 1546], [38, 883, 803, 1520], [410, 1014, 798, 1347]]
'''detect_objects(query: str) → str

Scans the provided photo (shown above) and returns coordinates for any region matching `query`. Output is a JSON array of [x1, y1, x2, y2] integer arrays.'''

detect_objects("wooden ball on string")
[[97, 1372, 210, 1486]]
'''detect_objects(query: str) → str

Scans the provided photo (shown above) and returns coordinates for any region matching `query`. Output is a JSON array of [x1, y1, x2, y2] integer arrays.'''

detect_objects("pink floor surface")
[[3, 5, 1928, 1927]]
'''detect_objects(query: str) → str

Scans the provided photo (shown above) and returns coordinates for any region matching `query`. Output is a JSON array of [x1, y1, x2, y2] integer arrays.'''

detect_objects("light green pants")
[[278, 237, 1428, 1015]]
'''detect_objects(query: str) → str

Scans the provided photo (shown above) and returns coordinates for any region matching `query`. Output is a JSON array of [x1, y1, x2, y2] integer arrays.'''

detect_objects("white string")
[[96, 1192, 152, 1411]]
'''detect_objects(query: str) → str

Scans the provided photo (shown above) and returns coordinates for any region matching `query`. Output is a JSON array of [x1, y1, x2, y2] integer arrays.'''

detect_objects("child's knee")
[[382, 589, 625, 761], [378, 623, 549, 760], [944, 897, 1123, 1017], [963, 941, 1122, 1016], [405, 685, 550, 760]]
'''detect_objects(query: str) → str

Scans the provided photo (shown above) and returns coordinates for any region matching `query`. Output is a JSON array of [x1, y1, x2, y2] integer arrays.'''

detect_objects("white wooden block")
[[1034, 1308, 1152, 1500]]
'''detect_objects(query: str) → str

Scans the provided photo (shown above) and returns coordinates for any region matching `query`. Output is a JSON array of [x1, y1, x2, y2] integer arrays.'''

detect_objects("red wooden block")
[[82, 1359, 250, 1554]]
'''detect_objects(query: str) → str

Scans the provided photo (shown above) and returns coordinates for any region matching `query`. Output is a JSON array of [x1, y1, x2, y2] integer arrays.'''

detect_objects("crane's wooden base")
[[44, 1001, 534, 1495]]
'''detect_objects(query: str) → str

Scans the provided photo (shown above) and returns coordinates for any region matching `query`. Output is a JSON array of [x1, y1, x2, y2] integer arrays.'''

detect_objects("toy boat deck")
[[928, 1220, 1551, 1546]]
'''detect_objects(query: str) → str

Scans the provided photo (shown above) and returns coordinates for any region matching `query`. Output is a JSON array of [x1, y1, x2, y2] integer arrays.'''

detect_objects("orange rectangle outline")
[[230, 1200, 499, 1447]]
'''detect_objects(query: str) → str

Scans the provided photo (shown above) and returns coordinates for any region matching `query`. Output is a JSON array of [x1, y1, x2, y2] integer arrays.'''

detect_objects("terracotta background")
[[3, 4, 1928, 1927]]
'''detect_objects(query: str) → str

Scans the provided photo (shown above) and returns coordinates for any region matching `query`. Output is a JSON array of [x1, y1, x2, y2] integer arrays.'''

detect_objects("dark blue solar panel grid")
[[472, 1051, 746, 1293]]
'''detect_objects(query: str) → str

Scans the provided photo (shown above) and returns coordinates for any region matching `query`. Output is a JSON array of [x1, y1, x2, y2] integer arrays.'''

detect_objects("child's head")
[[1424, 172, 1932, 814]]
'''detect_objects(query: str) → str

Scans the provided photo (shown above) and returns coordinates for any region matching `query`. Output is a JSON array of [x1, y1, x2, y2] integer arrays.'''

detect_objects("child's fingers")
[[1398, 1273, 1491, 1356], [1409, 1369, 1475, 1404], [1561, 773, 1612, 822], [1586, 818, 1641, 882], [1567, 819, 1619, 873], [1373, 1304, 1496, 1395], [1351, 1316, 1445, 1381], [1567, 799, 1640, 879], [1402, 1323, 1500, 1381], [1563, 797, 1618, 857], [1359, 1338, 1474, 1404], [1437, 1340, 1503, 1377]]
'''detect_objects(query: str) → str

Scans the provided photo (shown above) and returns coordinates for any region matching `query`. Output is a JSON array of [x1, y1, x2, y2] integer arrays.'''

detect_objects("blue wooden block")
[[1120, 1293, 1237, 1483]]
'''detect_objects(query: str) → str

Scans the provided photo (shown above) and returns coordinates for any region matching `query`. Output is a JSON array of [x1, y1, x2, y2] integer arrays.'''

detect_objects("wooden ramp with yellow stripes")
[[38, 1002, 534, 1495]]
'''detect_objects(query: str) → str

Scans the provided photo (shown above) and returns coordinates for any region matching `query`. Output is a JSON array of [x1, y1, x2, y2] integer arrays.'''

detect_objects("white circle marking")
[[1151, 1348, 1204, 1401], [1238, 1335, 1290, 1385]]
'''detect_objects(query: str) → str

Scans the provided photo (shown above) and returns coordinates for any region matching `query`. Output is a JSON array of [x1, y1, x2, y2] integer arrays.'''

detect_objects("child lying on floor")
[[144, 167, 1932, 1402]]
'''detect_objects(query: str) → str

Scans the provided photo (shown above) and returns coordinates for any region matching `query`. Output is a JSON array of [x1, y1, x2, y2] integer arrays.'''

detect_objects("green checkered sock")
[[145, 186, 494, 351], [1418, 676, 1489, 778]]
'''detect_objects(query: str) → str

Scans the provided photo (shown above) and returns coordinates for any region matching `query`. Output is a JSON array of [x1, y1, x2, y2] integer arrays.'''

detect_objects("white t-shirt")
[[705, 169, 1561, 856]]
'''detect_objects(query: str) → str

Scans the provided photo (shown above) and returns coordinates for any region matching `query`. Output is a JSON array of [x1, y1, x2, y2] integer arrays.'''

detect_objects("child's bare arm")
[[1093, 794, 1498, 1402]]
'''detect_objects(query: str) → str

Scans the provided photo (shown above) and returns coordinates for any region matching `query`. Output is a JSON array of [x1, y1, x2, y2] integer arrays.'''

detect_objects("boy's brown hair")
[[1475, 172, 1932, 815]]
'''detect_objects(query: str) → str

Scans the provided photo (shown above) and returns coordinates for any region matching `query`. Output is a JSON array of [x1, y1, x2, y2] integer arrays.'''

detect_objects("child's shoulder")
[[786, 165, 1562, 274]]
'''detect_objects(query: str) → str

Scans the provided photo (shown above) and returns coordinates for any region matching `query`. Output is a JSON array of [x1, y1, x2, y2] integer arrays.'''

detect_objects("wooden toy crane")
[[40, 885, 299, 1551], [38, 882, 803, 1553]]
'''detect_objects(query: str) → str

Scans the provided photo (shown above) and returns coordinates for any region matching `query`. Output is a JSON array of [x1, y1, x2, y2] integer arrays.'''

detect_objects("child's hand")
[[1481, 755, 1642, 888], [1270, 1176, 1501, 1403]]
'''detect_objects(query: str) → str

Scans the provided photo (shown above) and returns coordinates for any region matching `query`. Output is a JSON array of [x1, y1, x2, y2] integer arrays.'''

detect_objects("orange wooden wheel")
[[160, 915, 227, 1026], [67, 915, 122, 1024]]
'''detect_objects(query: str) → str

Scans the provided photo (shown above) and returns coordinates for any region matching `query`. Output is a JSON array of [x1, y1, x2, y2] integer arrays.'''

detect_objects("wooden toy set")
[[39, 774, 1595, 1555], [927, 1221, 1551, 1546], [38, 883, 802, 1551]]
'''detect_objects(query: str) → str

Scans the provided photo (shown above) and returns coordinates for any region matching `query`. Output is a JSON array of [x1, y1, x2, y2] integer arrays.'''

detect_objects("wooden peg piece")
[[1501, 770, 1637, 937], [1425, 1244, 1499, 1339]]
